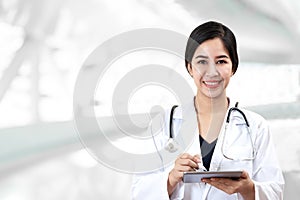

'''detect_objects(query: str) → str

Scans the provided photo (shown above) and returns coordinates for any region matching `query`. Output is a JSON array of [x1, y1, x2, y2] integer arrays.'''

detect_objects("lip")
[[202, 80, 222, 89]]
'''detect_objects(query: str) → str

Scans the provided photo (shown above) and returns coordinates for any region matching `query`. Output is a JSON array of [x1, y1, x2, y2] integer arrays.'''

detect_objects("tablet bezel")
[[183, 171, 243, 183]]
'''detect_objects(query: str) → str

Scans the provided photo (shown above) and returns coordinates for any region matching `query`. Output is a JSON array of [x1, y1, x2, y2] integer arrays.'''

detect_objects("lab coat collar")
[[173, 97, 238, 119]]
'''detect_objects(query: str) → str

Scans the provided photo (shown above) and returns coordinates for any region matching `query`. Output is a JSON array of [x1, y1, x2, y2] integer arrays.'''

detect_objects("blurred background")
[[0, 0, 300, 199]]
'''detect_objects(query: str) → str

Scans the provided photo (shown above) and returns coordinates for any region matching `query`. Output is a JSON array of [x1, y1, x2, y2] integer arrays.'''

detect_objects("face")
[[188, 38, 233, 99]]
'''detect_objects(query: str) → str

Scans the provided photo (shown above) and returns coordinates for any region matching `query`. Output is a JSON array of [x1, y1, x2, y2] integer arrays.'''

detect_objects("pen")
[[194, 164, 207, 172]]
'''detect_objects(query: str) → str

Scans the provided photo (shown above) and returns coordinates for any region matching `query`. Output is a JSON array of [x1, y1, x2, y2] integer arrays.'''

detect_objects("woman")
[[131, 21, 284, 200]]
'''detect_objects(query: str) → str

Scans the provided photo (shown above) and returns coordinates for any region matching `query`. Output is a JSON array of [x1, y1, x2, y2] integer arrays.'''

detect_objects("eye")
[[216, 60, 227, 64], [197, 60, 208, 65]]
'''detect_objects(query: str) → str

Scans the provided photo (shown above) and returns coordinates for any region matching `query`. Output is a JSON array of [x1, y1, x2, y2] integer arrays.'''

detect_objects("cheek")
[[191, 67, 204, 78], [220, 66, 233, 79], [191, 71, 202, 86]]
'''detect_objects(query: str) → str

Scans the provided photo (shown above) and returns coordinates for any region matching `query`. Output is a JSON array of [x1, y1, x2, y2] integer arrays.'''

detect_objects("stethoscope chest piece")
[[165, 138, 179, 153]]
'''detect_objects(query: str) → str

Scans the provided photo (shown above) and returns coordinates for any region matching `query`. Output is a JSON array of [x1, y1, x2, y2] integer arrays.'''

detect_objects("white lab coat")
[[131, 99, 284, 200]]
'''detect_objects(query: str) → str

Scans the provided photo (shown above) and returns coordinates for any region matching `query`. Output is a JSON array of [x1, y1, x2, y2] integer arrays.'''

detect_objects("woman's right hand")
[[167, 153, 201, 195]]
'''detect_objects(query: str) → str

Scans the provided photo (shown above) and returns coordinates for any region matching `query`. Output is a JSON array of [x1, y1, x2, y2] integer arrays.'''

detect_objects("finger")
[[202, 178, 236, 194], [177, 165, 196, 172], [210, 182, 235, 194], [177, 158, 199, 169], [175, 157, 199, 171], [211, 177, 242, 184], [193, 154, 201, 163], [240, 170, 248, 179], [176, 154, 199, 166], [210, 178, 230, 184], [180, 153, 195, 160], [203, 177, 234, 185]]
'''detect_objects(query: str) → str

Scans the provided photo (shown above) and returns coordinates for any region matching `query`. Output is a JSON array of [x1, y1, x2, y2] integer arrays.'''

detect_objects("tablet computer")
[[183, 171, 243, 183]]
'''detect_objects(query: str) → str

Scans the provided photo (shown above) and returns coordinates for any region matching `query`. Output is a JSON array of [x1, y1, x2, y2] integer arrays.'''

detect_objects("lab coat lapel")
[[208, 99, 240, 170], [173, 100, 200, 156]]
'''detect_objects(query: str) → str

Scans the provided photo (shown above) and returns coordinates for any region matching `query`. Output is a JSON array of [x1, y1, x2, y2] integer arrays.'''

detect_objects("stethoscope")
[[164, 105, 179, 153], [165, 102, 257, 161]]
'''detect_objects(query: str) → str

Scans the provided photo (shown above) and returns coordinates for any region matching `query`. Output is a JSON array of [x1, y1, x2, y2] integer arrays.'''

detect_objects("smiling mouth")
[[203, 80, 221, 88]]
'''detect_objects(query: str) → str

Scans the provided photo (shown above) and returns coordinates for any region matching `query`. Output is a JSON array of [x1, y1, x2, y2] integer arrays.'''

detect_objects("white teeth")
[[204, 81, 219, 86]]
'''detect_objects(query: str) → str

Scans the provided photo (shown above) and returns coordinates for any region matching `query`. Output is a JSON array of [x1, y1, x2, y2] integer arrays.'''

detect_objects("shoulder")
[[239, 108, 270, 133], [242, 109, 266, 123], [165, 99, 195, 120], [229, 99, 268, 130]]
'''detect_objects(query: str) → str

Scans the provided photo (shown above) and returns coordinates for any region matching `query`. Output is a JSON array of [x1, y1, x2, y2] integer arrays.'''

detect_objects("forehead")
[[194, 38, 229, 57]]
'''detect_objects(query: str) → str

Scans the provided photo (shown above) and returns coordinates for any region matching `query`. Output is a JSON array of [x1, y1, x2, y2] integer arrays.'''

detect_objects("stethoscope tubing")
[[169, 105, 178, 139]]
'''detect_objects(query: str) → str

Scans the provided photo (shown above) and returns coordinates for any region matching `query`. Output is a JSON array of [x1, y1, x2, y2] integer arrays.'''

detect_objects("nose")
[[206, 63, 218, 76]]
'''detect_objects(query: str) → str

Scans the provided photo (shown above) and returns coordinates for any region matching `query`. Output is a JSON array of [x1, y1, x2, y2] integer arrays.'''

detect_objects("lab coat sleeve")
[[131, 169, 170, 200], [251, 117, 284, 200], [169, 181, 184, 200], [131, 163, 186, 200]]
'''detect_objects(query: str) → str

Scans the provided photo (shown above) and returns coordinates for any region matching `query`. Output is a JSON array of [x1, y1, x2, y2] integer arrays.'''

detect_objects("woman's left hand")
[[202, 170, 255, 200]]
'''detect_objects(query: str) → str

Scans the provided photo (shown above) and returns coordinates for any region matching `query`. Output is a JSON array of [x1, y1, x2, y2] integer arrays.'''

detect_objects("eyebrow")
[[216, 55, 229, 59], [194, 55, 229, 59], [195, 55, 208, 59]]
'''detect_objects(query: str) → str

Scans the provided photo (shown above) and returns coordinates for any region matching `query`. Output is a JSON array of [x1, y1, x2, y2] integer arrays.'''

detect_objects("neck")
[[194, 93, 228, 115]]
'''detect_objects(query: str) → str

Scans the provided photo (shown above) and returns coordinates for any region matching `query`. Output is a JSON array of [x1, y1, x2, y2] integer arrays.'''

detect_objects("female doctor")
[[131, 21, 284, 200]]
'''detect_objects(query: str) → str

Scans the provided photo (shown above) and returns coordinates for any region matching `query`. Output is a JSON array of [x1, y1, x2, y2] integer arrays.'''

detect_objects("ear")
[[187, 63, 193, 77]]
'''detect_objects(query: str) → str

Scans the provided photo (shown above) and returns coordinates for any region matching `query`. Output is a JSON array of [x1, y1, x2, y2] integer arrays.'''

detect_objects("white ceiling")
[[175, 0, 300, 64], [1, 0, 300, 64]]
